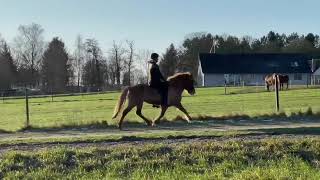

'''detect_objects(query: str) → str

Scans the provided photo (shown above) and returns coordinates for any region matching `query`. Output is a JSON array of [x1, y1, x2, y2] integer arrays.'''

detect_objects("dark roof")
[[199, 53, 312, 74]]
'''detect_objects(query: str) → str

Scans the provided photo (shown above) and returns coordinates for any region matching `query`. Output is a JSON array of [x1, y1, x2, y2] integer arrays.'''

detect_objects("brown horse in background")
[[112, 72, 195, 130], [265, 73, 289, 91], [278, 74, 289, 90]]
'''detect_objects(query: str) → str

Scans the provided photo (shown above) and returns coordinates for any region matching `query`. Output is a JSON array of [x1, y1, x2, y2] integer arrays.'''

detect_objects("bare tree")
[[74, 34, 85, 90], [82, 38, 107, 90], [136, 49, 152, 84], [0, 34, 4, 47], [125, 40, 135, 86], [14, 23, 44, 86], [107, 59, 116, 85], [110, 41, 125, 85]]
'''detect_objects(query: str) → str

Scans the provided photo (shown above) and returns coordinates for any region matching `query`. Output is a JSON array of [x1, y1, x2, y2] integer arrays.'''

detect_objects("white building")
[[198, 53, 312, 87], [313, 67, 320, 85]]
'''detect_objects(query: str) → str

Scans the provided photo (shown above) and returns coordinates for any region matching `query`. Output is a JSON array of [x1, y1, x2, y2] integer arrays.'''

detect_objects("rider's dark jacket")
[[148, 60, 166, 88], [148, 60, 168, 105]]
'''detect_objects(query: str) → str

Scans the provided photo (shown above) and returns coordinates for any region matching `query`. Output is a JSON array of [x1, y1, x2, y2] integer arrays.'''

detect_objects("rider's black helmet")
[[151, 53, 159, 60]]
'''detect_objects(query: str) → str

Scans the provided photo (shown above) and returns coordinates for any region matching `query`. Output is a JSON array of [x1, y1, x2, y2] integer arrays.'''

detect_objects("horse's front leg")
[[136, 102, 152, 126], [175, 103, 192, 123], [153, 106, 168, 126]]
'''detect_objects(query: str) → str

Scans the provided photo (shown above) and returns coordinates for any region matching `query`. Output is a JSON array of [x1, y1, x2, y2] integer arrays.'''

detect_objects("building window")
[[294, 73, 302, 80], [291, 61, 299, 67]]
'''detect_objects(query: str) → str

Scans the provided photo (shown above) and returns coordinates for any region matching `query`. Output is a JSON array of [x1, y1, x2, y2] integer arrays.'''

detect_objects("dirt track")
[[0, 118, 319, 154]]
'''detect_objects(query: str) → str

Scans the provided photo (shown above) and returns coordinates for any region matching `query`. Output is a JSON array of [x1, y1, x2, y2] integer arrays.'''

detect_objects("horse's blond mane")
[[167, 72, 192, 82], [167, 72, 192, 87]]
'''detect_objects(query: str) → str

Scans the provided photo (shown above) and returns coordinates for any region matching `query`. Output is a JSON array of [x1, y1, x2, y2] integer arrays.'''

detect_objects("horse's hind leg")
[[136, 102, 152, 126], [153, 106, 168, 125], [118, 103, 135, 130], [175, 103, 192, 123]]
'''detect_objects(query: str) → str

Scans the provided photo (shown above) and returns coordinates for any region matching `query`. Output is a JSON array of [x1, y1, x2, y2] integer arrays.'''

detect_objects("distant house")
[[313, 67, 320, 85], [198, 53, 312, 87]]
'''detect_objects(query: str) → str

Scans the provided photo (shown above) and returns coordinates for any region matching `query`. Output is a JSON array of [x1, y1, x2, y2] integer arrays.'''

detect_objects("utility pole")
[[210, 38, 219, 54]]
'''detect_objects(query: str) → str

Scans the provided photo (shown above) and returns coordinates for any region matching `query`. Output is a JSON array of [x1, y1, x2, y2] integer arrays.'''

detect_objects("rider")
[[148, 53, 168, 106]]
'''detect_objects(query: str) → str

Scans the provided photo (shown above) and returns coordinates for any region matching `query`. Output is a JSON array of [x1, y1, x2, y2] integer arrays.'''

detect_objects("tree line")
[[1, 23, 320, 92], [0, 23, 149, 92], [160, 31, 320, 81]]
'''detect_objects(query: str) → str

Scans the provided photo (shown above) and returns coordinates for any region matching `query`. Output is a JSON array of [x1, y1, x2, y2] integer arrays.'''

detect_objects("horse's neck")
[[169, 84, 184, 96]]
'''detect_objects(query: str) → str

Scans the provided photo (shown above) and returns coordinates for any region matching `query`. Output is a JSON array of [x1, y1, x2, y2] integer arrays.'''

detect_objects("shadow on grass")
[[16, 120, 154, 133], [0, 129, 12, 134], [193, 107, 320, 121], [248, 127, 320, 135]]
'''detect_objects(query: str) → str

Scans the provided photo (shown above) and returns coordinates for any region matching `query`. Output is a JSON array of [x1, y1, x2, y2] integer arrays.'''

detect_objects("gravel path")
[[0, 118, 319, 154]]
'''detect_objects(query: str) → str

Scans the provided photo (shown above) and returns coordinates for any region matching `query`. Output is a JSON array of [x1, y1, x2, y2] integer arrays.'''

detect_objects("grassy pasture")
[[0, 86, 320, 131], [1, 136, 320, 179]]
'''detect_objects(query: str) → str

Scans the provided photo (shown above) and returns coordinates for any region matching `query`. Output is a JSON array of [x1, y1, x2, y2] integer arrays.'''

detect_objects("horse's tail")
[[112, 87, 130, 119]]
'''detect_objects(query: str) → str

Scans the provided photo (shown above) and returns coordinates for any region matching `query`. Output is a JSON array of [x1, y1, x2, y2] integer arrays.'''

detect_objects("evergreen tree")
[[159, 44, 178, 78], [0, 41, 16, 89], [42, 37, 71, 92]]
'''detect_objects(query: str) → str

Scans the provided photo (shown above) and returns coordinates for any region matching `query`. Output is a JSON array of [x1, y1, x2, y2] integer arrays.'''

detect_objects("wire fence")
[[1, 85, 320, 132]]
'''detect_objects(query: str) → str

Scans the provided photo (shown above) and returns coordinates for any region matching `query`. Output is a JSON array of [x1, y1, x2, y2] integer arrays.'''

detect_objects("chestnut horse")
[[112, 72, 195, 129], [265, 73, 289, 91]]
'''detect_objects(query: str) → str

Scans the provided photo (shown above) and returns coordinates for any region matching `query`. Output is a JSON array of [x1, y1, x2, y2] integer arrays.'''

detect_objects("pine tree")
[[0, 41, 16, 89], [42, 37, 71, 92], [159, 44, 178, 78]]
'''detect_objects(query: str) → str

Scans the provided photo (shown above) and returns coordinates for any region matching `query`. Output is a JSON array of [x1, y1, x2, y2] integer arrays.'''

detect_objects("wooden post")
[[306, 74, 308, 88], [25, 86, 30, 127], [274, 75, 280, 112], [51, 86, 53, 102]]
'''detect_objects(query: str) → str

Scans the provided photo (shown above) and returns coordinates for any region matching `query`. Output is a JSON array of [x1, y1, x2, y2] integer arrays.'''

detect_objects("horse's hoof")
[[147, 121, 153, 127]]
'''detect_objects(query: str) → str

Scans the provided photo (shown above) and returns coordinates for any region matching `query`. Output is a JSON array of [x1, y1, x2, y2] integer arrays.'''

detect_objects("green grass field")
[[1, 137, 320, 179], [1, 86, 320, 131]]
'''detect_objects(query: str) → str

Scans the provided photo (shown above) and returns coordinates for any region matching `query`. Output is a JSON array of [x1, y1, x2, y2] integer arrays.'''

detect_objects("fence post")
[[274, 75, 280, 112], [306, 74, 309, 88], [25, 86, 30, 127], [51, 86, 54, 102]]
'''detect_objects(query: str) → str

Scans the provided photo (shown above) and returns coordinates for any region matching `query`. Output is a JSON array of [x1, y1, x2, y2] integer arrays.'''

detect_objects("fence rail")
[[1, 85, 320, 132]]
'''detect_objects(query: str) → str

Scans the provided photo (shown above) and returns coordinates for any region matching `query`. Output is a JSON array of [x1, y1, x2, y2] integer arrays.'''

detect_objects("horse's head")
[[168, 72, 196, 95], [184, 73, 196, 95]]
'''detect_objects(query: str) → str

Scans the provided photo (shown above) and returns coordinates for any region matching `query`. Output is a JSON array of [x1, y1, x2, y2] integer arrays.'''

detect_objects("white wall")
[[287, 73, 309, 85], [203, 74, 225, 86], [203, 73, 310, 87]]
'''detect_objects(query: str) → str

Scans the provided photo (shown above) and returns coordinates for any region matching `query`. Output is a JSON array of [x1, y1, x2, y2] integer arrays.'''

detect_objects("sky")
[[0, 0, 319, 54]]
